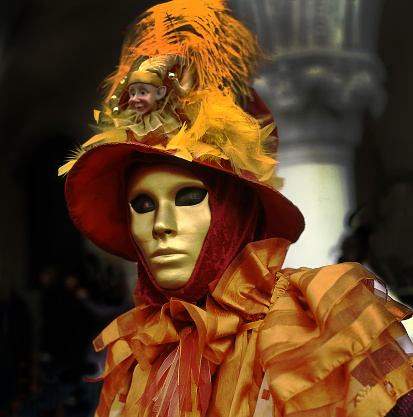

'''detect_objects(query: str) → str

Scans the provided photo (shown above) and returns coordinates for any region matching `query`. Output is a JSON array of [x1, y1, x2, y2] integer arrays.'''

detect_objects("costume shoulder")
[[258, 262, 413, 416]]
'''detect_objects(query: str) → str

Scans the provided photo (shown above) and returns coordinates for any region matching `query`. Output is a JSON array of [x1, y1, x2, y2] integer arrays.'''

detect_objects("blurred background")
[[1, 0, 413, 415]]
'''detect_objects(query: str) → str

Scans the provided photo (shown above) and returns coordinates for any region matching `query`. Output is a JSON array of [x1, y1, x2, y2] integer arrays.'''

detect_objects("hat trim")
[[128, 71, 163, 87]]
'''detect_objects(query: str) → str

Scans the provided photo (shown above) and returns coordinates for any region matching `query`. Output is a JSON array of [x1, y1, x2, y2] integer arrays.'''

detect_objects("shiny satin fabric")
[[259, 263, 413, 416], [90, 238, 413, 416]]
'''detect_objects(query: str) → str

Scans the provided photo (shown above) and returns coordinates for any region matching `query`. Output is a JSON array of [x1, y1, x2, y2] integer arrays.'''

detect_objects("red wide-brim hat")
[[65, 141, 305, 262]]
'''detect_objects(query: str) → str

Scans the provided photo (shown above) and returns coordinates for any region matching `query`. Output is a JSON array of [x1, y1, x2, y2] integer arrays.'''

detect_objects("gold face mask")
[[127, 164, 211, 290]]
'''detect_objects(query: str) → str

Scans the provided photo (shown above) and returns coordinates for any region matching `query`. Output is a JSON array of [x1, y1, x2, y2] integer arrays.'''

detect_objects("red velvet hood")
[[130, 158, 265, 306], [65, 143, 304, 305]]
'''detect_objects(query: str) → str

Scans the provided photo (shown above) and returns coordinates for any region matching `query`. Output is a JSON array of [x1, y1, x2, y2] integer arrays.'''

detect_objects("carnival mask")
[[127, 164, 211, 289]]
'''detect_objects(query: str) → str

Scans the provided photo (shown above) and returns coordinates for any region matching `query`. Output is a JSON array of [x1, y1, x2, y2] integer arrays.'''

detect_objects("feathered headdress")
[[58, 0, 280, 185], [104, 0, 269, 105]]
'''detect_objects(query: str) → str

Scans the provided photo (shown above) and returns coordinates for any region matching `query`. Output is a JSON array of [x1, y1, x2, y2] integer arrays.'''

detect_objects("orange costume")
[[60, 1, 413, 416], [85, 239, 413, 417]]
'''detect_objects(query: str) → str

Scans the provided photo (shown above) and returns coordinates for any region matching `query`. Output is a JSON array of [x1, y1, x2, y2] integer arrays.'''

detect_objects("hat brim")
[[65, 141, 304, 261]]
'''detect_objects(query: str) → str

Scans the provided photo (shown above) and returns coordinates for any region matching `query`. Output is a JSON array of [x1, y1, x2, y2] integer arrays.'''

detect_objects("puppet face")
[[128, 82, 167, 115], [127, 164, 211, 289]]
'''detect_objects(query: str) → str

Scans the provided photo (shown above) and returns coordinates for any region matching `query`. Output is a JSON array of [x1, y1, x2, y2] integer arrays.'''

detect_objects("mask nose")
[[153, 203, 177, 237]]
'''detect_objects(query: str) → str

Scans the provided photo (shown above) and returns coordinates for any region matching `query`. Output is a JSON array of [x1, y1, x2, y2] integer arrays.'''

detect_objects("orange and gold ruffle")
[[259, 263, 413, 416], [90, 238, 413, 416]]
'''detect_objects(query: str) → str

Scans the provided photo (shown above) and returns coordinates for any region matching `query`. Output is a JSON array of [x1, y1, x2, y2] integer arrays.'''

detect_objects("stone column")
[[231, 0, 386, 267]]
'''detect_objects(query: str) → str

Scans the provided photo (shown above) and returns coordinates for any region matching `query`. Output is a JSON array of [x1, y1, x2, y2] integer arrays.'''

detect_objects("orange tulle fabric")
[[90, 238, 413, 417]]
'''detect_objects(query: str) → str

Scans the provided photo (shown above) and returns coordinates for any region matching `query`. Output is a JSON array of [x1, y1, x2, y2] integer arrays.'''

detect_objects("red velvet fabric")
[[131, 161, 267, 306]]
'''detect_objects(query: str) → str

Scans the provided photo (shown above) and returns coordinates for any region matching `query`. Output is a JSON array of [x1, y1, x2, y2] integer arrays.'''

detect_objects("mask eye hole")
[[130, 194, 155, 213], [175, 187, 207, 207]]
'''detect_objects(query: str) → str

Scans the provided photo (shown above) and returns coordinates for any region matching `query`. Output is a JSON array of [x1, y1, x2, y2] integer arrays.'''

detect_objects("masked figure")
[[61, 1, 413, 416]]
